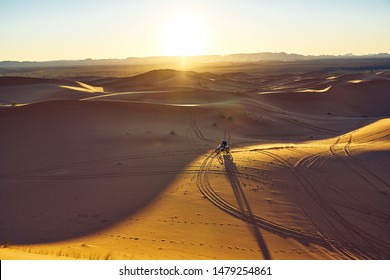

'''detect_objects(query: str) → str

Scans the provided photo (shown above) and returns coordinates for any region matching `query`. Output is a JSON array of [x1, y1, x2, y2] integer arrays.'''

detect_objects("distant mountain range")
[[1, 52, 390, 68]]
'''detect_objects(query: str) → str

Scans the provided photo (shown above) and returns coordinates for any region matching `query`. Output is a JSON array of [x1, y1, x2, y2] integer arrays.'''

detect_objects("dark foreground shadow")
[[0, 101, 212, 245], [223, 155, 271, 260]]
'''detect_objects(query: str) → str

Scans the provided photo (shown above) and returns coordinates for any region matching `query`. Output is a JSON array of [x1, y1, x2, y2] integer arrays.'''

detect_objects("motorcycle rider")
[[220, 139, 228, 151]]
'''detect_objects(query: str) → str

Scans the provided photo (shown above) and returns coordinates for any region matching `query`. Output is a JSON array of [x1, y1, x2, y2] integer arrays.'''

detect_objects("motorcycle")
[[215, 145, 230, 155]]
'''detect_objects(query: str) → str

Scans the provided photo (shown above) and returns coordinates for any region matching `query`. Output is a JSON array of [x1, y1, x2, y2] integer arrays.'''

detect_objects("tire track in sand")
[[343, 135, 390, 190], [260, 150, 390, 259], [196, 153, 327, 245]]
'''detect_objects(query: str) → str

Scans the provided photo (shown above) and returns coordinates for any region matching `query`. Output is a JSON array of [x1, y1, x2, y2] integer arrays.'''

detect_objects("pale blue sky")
[[1, 0, 389, 61]]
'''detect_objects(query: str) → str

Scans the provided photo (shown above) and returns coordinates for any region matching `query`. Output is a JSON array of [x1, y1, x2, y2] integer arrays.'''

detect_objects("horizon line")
[[1, 51, 390, 63]]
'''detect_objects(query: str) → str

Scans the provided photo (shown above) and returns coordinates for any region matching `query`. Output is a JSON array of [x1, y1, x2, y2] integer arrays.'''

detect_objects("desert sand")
[[0, 65, 389, 260]]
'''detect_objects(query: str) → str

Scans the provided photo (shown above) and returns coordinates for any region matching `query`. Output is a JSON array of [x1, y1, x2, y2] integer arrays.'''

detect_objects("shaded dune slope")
[[0, 100, 216, 244]]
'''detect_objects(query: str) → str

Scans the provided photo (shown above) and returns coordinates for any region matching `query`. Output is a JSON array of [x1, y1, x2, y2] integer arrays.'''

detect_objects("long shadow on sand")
[[223, 154, 271, 260], [0, 101, 214, 245]]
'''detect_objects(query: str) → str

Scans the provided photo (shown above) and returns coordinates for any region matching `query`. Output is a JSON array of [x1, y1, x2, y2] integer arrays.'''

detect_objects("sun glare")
[[162, 14, 206, 56]]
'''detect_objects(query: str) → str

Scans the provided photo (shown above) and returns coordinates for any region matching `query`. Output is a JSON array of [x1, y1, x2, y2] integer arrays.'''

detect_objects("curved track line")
[[261, 149, 390, 259], [258, 150, 362, 259], [224, 125, 236, 143], [196, 153, 327, 245], [0, 150, 203, 178], [190, 120, 213, 143], [330, 136, 382, 192], [344, 136, 390, 189], [242, 100, 341, 135]]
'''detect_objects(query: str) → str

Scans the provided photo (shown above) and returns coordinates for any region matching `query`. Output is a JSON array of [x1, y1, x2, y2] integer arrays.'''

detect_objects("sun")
[[162, 14, 206, 56]]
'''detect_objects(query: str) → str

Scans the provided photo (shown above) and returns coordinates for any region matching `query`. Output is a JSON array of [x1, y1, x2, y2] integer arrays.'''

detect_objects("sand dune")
[[59, 81, 104, 93], [0, 77, 102, 105], [0, 100, 226, 245], [0, 68, 389, 260], [297, 86, 332, 93], [93, 69, 252, 92], [256, 80, 390, 117]]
